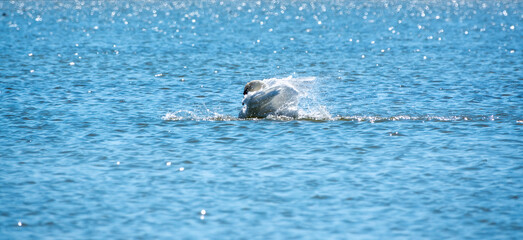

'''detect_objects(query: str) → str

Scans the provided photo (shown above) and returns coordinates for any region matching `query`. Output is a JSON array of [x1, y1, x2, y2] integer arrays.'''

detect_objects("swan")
[[239, 79, 300, 118]]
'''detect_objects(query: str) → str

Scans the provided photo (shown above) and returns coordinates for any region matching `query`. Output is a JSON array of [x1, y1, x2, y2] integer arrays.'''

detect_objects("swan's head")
[[243, 80, 266, 95]]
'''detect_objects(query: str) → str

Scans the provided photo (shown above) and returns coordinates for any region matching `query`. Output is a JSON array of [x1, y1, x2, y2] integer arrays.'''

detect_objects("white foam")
[[162, 111, 497, 123], [162, 109, 235, 121]]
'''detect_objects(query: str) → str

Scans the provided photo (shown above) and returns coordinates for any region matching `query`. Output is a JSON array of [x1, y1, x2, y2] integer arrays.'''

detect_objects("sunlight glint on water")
[[0, 0, 521, 239]]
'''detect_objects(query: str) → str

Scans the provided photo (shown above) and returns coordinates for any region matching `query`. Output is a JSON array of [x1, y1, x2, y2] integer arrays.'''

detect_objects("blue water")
[[1, 0, 522, 239]]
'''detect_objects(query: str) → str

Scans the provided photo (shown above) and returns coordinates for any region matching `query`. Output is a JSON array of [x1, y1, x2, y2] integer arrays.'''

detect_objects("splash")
[[162, 75, 331, 121], [239, 75, 331, 119]]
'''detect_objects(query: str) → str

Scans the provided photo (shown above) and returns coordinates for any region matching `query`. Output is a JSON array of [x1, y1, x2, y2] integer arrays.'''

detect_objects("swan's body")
[[239, 80, 300, 118]]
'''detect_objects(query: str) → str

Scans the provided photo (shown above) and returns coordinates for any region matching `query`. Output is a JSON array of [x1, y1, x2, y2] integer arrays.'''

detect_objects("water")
[[1, 0, 522, 239]]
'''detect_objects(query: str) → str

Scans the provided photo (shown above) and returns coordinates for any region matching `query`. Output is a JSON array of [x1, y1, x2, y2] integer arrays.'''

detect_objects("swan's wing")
[[246, 88, 281, 107], [240, 88, 282, 118], [240, 85, 300, 118]]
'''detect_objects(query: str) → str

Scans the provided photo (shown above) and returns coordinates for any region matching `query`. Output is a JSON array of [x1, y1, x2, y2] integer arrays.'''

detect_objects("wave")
[[162, 110, 237, 121], [162, 111, 502, 123]]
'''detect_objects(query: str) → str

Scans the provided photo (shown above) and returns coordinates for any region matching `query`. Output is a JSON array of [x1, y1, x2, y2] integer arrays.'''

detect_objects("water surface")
[[1, 0, 522, 239]]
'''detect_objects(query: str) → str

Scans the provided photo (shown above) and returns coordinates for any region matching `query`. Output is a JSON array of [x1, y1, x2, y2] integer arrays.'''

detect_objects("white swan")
[[239, 79, 300, 118]]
